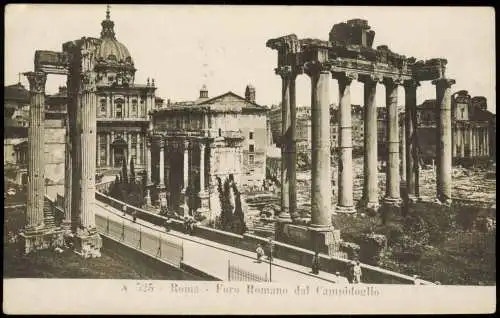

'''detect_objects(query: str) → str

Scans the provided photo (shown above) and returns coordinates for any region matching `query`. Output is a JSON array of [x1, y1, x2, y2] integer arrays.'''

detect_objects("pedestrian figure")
[[122, 205, 127, 216], [353, 261, 362, 284], [188, 218, 195, 235], [132, 209, 137, 223], [311, 252, 320, 274], [256, 244, 265, 263]]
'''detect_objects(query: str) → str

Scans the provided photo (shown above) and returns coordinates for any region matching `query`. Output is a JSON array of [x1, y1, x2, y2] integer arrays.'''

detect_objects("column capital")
[[158, 138, 165, 149], [358, 73, 383, 85], [403, 78, 421, 89], [24, 71, 47, 94], [432, 78, 456, 88], [184, 140, 190, 150], [275, 65, 292, 79], [383, 76, 404, 87], [332, 71, 358, 85], [81, 71, 96, 92], [304, 61, 330, 78], [199, 142, 206, 151]]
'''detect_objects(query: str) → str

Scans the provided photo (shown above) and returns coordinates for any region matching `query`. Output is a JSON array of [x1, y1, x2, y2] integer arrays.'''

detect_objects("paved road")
[[94, 201, 349, 284]]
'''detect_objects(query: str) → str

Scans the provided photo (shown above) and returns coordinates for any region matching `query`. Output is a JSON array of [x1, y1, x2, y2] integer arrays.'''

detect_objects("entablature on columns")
[[267, 19, 450, 84]]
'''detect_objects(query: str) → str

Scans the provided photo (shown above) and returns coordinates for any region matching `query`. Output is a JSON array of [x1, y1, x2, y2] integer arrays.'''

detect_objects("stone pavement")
[[95, 201, 349, 284]]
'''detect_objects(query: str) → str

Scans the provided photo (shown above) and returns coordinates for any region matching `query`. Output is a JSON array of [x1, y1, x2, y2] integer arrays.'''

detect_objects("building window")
[[108, 76, 114, 83], [249, 154, 255, 165], [132, 100, 137, 112], [249, 132, 254, 140], [100, 99, 106, 113], [116, 103, 123, 118], [249, 144, 255, 153], [218, 128, 222, 137]]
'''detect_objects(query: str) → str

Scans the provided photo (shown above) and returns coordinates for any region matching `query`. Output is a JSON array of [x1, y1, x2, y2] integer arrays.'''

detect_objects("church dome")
[[95, 6, 134, 66]]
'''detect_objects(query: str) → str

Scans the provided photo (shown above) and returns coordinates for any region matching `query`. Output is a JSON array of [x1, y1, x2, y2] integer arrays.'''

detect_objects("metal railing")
[[95, 212, 184, 267], [228, 260, 268, 282]]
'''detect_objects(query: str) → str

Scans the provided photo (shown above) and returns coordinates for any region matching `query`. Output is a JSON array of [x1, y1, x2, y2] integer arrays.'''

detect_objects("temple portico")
[[267, 19, 455, 254], [146, 130, 243, 222]]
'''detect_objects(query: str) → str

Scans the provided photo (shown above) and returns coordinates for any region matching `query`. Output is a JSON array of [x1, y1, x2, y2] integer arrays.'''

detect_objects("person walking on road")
[[353, 261, 362, 284], [256, 244, 265, 263], [122, 205, 127, 216]]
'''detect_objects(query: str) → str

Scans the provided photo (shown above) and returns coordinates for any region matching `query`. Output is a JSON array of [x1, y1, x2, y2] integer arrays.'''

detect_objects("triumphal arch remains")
[[267, 19, 455, 253]]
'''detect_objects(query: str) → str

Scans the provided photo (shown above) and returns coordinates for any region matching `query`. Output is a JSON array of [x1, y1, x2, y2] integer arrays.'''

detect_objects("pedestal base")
[[19, 227, 64, 255], [180, 190, 189, 217], [335, 205, 356, 214], [73, 229, 103, 259], [308, 226, 342, 255], [61, 221, 72, 235], [383, 196, 403, 207], [275, 217, 293, 242]]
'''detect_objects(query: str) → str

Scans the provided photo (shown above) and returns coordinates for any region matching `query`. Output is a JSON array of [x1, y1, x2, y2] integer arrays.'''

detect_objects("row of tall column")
[[276, 63, 456, 231], [148, 138, 209, 215], [96, 132, 144, 167], [453, 126, 490, 158]]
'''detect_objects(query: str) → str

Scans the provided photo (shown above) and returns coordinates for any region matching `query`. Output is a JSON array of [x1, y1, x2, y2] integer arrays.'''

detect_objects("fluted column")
[[25, 71, 47, 232], [305, 62, 332, 228], [182, 140, 190, 216], [485, 127, 489, 157], [276, 66, 292, 221], [289, 74, 298, 219], [199, 143, 206, 192], [400, 116, 406, 181], [433, 78, 455, 205], [404, 79, 420, 201], [334, 71, 356, 213], [384, 77, 402, 205], [96, 133, 101, 167], [146, 137, 153, 186], [360, 74, 381, 210], [136, 133, 141, 165], [63, 108, 72, 233], [158, 139, 165, 188], [80, 71, 98, 230]]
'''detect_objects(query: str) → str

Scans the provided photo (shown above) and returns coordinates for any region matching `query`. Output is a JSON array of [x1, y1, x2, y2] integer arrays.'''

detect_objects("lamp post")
[[268, 237, 274, 282]]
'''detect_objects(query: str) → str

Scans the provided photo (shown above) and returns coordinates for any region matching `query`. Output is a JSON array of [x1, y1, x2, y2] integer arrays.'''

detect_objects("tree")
[[121, 157, 128, 184]]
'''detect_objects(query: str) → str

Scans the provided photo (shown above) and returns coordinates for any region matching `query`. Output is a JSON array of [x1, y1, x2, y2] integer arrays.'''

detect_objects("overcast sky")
[[5, 5, 495, 112]]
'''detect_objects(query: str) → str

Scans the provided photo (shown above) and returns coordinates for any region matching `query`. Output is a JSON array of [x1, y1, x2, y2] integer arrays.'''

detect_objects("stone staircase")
[[43, 197, 56, 229]]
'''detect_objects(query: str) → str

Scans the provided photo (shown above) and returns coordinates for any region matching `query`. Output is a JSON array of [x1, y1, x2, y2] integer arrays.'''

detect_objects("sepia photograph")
[[3, 4, 496, 314]]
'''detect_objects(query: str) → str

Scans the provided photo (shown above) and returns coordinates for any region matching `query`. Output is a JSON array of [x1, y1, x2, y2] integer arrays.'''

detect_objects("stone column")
[[79, 72, 98, 231], [96, 133, 101, 167], [360, 74, 381, 210], [158, 139, 165, 187], [276, 66, 292, 221], [63, 100, 72, 233], [25, 71, 47, 233], [136, 133, 141, 165], [334, 71, 356, 213], [400, 114, 406, 182], [126, 132, 131, 165], [197, 142, 210, 215], [459, 126, 465, 158], [305, 62, 333, 227], [433, 78, 455, 205], [404, 79, 420, 202], [452, 126, 457, 158], [485, 127, 489, 157], [289, 74, 298, 219], [146, 136, 153, 186], [106, 133, 111, 167], [384, 77, 402, 206], [181, 140, 190, 216], [110, 131, 115, 166]]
